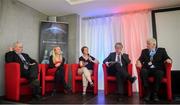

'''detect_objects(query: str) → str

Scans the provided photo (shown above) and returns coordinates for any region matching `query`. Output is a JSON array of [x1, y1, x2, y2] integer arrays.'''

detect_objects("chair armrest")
[[5, 63, 20, 81], [93, 63, 98, 77], [64, 64, 69, 82], [5, 63, 21, 96], [136, 65, 141, 75], [71, 64, 78, 74], [71, 64, 78, 93], [41, 64, 47, 81], [127, 64, 133, 76], [38, 64, 42, 80], [102, 64, 107, 77], [165, 63, 172, 78]]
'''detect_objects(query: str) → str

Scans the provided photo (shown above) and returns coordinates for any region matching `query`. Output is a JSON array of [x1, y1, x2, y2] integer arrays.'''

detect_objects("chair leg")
[[93, 80, 97, 95], [167, 83, 172, 101], [127, 81, 132, 96], [42, 80, 45, 96], [72, 79, 76, 93], [6, 82, 20, 101], [138, 78, 143, 98], [104, 79, 108, 95]]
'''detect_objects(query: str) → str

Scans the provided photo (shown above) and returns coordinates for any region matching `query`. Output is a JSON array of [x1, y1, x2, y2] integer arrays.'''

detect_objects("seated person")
[[78, 46, 99, 95], [103, 42, 136, 101], [5, 41, 41, 100], [49, 47, 71, 96], [136, 38, 172, 102]]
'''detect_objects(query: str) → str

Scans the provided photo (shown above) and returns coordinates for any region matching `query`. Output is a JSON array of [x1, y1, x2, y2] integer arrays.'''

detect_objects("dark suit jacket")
[[48, 55, 65, 69], [138, 47, 170, 70], [5, 51, 37, 72], [103, 52, 131, 70]]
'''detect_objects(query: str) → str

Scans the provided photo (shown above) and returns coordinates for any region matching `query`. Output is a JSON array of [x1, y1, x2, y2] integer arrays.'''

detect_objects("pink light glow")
[[112, 3, 152, 14]]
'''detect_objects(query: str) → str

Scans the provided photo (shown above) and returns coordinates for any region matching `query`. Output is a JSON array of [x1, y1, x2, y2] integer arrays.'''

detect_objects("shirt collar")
[[149, 48, 156, 52], [116, 52, 122, 55]]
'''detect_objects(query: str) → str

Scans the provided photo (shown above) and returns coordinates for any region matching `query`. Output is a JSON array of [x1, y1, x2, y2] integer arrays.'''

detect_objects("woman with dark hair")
[[78, 46, 99, 95]]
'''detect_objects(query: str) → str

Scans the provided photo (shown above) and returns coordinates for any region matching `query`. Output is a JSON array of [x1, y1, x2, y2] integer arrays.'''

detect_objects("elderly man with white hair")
[[136, 38, 172, 102], [5, 41, 42, 100]]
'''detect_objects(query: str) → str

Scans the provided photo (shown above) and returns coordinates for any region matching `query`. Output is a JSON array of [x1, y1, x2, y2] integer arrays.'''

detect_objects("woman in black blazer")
[[49, 46, 71, 96]]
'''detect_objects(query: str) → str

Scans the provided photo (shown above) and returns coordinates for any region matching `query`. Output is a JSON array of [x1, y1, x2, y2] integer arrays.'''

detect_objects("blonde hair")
[[147, 38, 156, 45], [52, 47, 63, 63]]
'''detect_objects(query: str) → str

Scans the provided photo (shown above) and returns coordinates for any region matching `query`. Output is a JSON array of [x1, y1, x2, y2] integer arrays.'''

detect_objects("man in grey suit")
[[103, 42, 136, 101]]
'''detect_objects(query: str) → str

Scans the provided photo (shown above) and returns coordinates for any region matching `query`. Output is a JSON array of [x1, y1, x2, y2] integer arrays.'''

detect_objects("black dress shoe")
[[51, 89, 56, 96], [129, 76, 137, 83], [65, 87, 72, 94], [152, 93, 159, 102], [117, 97, 123, 102], [117, 94, 124, 102], [34, 94, 42, 101], [144, 92, 151, 102], [144, 96, 150, 102], [90, 82, 94, 87]]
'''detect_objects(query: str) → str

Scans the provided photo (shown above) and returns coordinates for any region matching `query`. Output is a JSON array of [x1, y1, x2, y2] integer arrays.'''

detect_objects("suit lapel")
[[112, 53, 116, 61], [146, 49, 150, 60], [152, 48, 159, 61], [121, 54, 125, 64]]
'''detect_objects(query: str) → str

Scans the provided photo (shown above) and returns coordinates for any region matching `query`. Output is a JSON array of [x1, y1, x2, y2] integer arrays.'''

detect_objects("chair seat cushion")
[[107, 76, 116, 81], [75, 75, 94, 80], [20, 78, 29, 84], [45, 75, 55, 81], [148, 77, 167, 83], [46, 68, 57, 76]]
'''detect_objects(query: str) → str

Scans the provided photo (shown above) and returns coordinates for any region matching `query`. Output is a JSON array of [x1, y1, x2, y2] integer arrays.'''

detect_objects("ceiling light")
[[65, 0, 94, 5]]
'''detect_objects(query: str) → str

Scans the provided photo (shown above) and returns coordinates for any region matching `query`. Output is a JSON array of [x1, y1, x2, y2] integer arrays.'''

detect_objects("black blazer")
[[103, 52, 131, 69], [138, 47, 170, 70], [48, 55, 65, 69], [5, 51, 37, 71]]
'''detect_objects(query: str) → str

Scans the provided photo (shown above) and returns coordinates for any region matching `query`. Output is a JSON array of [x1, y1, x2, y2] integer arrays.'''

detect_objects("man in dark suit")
[[103, 42, 136, 101], [136, 38, 172, 102], [5, 41, 42, 100]]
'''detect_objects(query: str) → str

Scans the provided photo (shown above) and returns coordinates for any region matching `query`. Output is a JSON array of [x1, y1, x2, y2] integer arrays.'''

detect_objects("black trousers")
[[53, 66, 68, 90], [140, 68, 164, 92], [21, 64, 40, 96], [107, 63, 131, 94]]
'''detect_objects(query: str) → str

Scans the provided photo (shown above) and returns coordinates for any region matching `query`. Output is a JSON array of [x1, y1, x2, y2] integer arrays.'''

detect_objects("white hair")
[[13, 41, 23, 48], [147, 38, 156, 45]]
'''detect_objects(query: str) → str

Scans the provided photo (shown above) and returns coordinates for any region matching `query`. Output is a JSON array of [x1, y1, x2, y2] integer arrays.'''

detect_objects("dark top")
[[79, 55, 95, 70], [5, 51, 37, 71], [103, 52, 131, 69], [48, 55, 65, 69], [138, 47, 171, 70]]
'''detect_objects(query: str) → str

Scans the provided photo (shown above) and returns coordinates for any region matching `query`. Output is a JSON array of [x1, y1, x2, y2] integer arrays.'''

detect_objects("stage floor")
[[1, 91, 180, 104]]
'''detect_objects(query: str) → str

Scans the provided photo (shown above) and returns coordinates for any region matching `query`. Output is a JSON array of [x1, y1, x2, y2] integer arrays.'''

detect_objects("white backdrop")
[[155, 10, 180, 70], [80, 11, 152, 91]]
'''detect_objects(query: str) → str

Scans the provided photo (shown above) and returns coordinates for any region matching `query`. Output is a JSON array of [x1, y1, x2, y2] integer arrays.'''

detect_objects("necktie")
[[149, 50, 156, 68], [149, 50, 156, 61], [18, 53, 29, 70], [117, 54, 122, 66]]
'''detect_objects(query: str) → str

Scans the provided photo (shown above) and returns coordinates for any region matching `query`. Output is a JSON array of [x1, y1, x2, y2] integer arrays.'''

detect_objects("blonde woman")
[[49, 47, 71, 96], [78, 46, 99, 95]]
